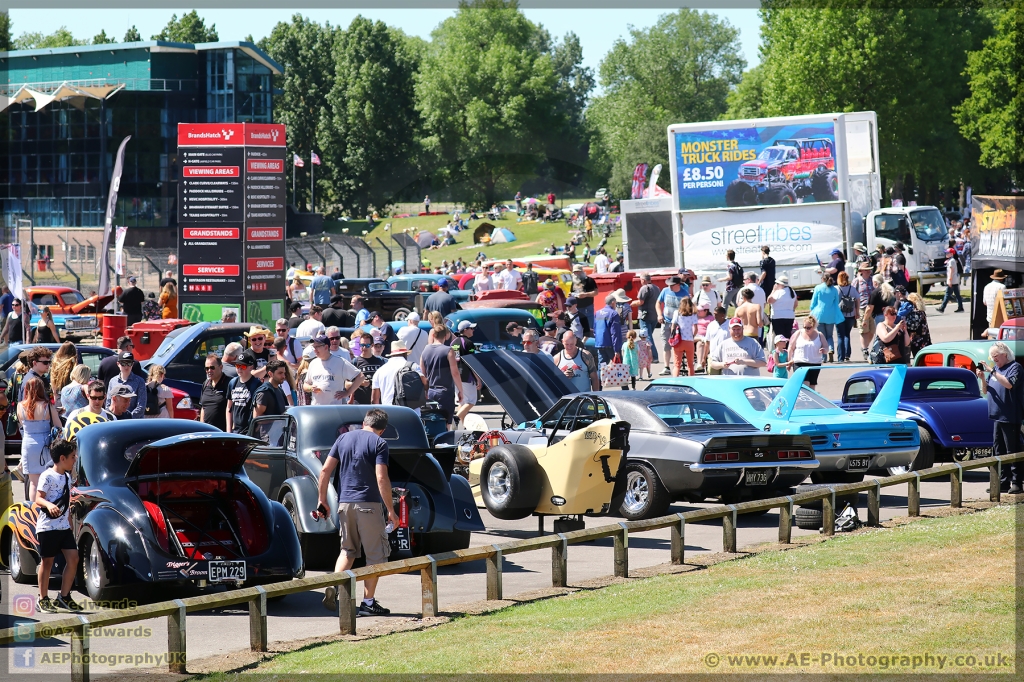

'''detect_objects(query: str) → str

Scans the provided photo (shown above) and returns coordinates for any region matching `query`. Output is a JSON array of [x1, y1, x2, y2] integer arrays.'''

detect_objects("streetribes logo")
[[710, 223, 813, 246]]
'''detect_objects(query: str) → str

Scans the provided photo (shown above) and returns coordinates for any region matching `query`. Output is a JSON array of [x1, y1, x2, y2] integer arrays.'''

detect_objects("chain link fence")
[[287, 234, 420, 279]]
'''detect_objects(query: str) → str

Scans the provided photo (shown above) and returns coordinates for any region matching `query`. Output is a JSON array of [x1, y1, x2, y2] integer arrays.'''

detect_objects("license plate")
[[389, 526, 410, 553], [955, 447, 991, 461], [745, 470, 769, 486], [208, 560, 246, 583], [847, 457, 871, 470]]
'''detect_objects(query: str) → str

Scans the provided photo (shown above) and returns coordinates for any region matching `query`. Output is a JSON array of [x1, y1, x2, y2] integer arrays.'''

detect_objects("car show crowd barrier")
[[3, 451, 1022, 681]]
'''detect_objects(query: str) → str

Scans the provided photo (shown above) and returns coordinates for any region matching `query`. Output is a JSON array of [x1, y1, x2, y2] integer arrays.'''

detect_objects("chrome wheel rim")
[[87, 540, 101, 591], [10, 538, 21, 577], [487, 462, 511, 505], [622, 470, 649, 515]]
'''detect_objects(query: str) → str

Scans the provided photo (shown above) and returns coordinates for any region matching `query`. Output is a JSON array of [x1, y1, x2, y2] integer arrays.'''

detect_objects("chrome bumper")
[[815, 447, 918, 472], [690, 459, 820, 472]]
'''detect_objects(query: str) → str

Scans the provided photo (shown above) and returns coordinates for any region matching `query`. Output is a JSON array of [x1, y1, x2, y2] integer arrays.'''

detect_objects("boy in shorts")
[[35, 438, 82, 613]]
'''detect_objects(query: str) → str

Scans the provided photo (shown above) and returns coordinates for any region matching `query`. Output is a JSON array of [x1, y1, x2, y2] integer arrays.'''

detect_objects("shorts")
[[794, 362, 821, 385], [338, 502, 390, 565], [37, 528, 76, 558], [460, 381, 478, 406]]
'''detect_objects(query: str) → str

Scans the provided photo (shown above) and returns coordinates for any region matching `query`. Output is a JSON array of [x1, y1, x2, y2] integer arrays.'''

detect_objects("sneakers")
[[357, 598, 391, 617], [954, 308, 965, 313], [322, 586, 337, 612], [1009, 484, 1023, 495], [658, 367, 672, 376], [55, 593, 82, 612], [37, 596, 58, 613]]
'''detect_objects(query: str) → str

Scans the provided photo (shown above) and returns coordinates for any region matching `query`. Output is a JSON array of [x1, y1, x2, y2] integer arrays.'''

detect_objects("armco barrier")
[[2, 451, 1022, 681]]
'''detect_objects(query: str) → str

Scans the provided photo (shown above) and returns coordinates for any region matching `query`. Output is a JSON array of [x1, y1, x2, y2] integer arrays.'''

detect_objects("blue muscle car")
[[647, 366, 920, 482]]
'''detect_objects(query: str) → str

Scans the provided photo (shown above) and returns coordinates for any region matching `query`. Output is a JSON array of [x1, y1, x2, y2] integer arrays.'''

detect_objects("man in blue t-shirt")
[[656, 277, 686, 376], [977, 342, 1023, 494], [309, 266, 336, 306], [317, 408, 399, 617]]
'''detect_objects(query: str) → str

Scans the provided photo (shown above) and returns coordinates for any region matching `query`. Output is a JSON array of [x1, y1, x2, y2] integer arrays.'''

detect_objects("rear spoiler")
[[866, 364, 907, 417], [765, 364, 908, 421], [764, 366, 810, 422]]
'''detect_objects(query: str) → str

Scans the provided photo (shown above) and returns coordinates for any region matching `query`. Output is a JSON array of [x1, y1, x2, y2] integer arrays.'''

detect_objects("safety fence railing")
[[2, 451, 1021, 681]]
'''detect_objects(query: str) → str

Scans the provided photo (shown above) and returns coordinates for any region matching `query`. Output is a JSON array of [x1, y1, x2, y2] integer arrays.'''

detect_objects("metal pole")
[[310, 153, 315, 214], [292, 157, 296, 208], [374, 237, 392, 277]]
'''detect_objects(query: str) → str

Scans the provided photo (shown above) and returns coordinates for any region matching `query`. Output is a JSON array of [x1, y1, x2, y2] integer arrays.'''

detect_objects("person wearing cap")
[[935, 247, 965, 313], [757, 246, 776, 294], [322, 294, 352, 328], [594, 294, 624, 365], [98, 336, 146, 385], [893, 284, 915, 322], [536, 278, 566, 319], [372, 341, 427, 411], [245, 326, 277, 380], [107, 351, 147, 419], [825, 248, 846, 278], [853, 263, 876, 360], [656, 277, 686, 375], [350, 333, 386, 405], [709, 317, 766, 377], [309, 265, 336, 306], [983, 269, 1008, 326], [296, 305, 327, 342], [109, 385, 137, 420], [368, 311, 398, 357], [570, 263, 598, 331], [632, 273, 661, 364], [424, 277, 458, 317], [304, 334, 365, 406], [770, 334, 790, 379], [225, 350, 263, 433], [397, 312, 429, 364], [538, 321, 563, 356], [286, 300, 305, 330], [564, 296, 590, 340], [117, 276, 145, 326], [453, 320, 482, 423]]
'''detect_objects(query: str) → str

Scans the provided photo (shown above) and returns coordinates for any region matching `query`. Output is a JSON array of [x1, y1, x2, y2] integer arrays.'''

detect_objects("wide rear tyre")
[[480, 444, 541, 520], [725, 179, 756, 207], [612, 462, 670, 521], [811, 170, 839, 201], [79, 532, 120, 603]]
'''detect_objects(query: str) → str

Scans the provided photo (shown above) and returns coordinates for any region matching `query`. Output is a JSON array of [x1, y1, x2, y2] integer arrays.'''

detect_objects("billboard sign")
[[681, 201, 846, 271], [671, 121, 838, 212]]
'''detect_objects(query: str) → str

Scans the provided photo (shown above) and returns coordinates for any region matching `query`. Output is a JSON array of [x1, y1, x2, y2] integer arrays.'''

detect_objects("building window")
[[206, 50, 235, 123]]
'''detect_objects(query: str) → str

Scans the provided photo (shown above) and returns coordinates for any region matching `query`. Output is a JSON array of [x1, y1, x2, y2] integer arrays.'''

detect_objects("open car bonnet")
[[126, 432, 261, 478], [463, 349, 576, 425], [70, 290, 118, 314]]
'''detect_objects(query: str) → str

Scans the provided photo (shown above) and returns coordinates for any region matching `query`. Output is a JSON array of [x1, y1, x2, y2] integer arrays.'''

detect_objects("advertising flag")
[[647, 164, 663, 197], [114, 225, 129, 276], [311, 151, 321, 166], [98, 135, 131, 297], [631, 163, 648, 199], [2, 244, 22, 300], [293, 153, 305, 168]]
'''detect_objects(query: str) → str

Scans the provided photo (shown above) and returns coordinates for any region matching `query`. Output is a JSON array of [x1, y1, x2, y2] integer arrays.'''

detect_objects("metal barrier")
[[2, 451, 1021, 680]]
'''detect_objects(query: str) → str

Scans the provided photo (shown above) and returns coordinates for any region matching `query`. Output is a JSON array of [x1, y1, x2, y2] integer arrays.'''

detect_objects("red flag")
[[292, 153, 305, 168], [311, 152, 321, 166]]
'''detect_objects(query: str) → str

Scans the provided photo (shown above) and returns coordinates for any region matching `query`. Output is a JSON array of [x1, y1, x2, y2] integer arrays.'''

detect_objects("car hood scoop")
[[463, 349, 576, 425], [126, 432, 261, 478]]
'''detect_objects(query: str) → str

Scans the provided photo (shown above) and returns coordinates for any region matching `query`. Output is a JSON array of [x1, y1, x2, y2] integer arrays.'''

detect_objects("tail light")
[[704, 452, 739, 463], [778, 450, 812, 460]]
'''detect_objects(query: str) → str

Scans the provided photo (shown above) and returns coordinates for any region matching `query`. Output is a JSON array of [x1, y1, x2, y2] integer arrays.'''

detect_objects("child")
[[637, 328, 653, 380], [694, 303, 712, 373], [621, 330, 640, 390], [770, 334, 789, 379], [35, 438, 82, 613]]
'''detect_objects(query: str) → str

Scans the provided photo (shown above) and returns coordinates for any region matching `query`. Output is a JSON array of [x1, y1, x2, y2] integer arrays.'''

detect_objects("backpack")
[[954, 253, 964, 277], [145, 382, 161, 416], [394, 362, 427, 409], [839, 285, 857, 315], [730, 262, 744, 287]]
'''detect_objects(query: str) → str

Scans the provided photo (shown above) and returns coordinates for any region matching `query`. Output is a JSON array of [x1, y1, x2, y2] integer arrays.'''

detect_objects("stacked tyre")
[[793, 483, 859, 531]]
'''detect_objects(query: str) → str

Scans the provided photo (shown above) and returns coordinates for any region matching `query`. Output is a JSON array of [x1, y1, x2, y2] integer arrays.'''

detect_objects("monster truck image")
[[725, 137, 838, 207]]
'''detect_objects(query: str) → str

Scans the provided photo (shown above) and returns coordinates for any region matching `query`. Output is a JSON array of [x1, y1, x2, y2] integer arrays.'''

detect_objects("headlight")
[[176, 397, 193, 409], [458, 443, 474, 464]]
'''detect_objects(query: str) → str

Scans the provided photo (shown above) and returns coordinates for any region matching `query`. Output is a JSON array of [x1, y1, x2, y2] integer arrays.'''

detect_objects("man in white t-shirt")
[[303, 333, 364, 405], [325, 326, 353, 361], [739, 272, 767, 317], [983, 269, 1007, 326], [593, 250, 611, 274], [296, 305, 327, 340], [504, 259, 523, 290], [372, 341, 427, 413], [709, 317, 767, 376], [396, 312, 429, 364]]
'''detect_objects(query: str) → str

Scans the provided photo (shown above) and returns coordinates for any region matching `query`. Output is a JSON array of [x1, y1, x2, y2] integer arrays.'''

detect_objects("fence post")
[[867, 480, 881, 527], [421, 557, 439, 617], [552, 533, 568, 587], [70, 617, 90, 682], [822, 490, 835, 537], [338, 570, 357, 636], [950, 463, 964, 508], [722, 506, 738, 553], [167, 599, 187, 674], [486, 546, 503, 600], [908, 472, 921, 517], [249, 585, 268, 652], [614, 523, 629, 578], [778, 497, 793, 544], [989, 458, 1002, 503], [670, 513, 686, 564]]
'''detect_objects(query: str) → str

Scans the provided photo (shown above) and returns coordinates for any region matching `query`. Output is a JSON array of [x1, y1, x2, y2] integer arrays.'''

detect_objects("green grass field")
[[200, 505, 1016, 677]]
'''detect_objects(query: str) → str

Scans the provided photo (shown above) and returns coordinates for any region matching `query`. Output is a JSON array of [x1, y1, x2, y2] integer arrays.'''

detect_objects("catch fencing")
[[2, 451, 1021, 681], [286, 234, 420, 279]]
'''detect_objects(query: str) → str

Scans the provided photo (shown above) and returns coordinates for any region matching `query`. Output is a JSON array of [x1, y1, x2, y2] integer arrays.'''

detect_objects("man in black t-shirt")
[[226, 350, 263, 434], [199, 353, 230, 431], [118, 276, 146, 326], [891, 243, 909, 288], [253, 360, 289, 417], [758, 246, 776, 295], [571, 263, 598, 331], [322, 295, 354, 328], [453, 321, 481, 424], [351, 333, 386, 405], [287, 301, 305, 330]]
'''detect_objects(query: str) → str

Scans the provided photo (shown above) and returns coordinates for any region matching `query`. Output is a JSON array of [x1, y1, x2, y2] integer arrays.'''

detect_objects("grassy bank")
[[201, 505, 1015, 676]]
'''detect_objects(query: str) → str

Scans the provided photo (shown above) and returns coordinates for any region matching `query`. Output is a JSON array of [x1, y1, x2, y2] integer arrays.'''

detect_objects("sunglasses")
[[89, 394, 105, 401], [36, 359, 52, 365], [204, 366, 218, 371], [328, 336, 341, 341]]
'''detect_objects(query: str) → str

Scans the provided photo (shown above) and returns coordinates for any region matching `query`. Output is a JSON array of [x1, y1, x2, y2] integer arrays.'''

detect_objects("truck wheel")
[[480, 444, 541, 520], [725, 179, 756, 207], [811, 170, 838, 201], [612, 462, 670, 521], [392, 308, 411, 322], [761, 186, 797, 205]]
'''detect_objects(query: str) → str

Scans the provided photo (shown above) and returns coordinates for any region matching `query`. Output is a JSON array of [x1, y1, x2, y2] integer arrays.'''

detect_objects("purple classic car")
[[838, 367, 993, 472]]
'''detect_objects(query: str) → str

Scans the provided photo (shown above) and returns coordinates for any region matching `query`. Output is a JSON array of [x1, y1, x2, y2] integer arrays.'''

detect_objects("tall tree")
[[13, 27, 85, 50], [955, 3, 1023, 172], [759, 1, 990, 201], [123, 25, 141, 42], [0, 12, 12, 52], [725, 64, 764, 120], [590, 9, 745, 198], [415, 0, 567, 208], [259, 15, 338, 210], [541, 32, 599, 193], [92, 29, 115, 45], [318, 17, 421, 217], [151, 11, 218, 43]]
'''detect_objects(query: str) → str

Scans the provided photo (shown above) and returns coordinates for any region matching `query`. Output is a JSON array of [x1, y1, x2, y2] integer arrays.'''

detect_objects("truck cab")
[[866, 205, 950, 292]]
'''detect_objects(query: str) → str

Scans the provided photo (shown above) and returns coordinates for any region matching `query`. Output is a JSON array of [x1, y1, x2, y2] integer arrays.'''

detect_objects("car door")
[[246, 415, 295, 500]]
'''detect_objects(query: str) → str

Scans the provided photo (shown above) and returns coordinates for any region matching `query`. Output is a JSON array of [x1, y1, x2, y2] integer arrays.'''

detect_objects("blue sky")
[[9, 7, 762, 80]]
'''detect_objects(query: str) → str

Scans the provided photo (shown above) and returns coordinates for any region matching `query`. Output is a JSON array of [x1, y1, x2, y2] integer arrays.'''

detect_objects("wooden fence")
[[2, 451, 1022, 681]]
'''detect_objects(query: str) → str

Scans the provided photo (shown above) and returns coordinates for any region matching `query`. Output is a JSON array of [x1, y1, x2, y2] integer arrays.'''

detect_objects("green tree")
[[955, 3, 1022, 171], [151, 11, 218, 43], [260, 15, 338, 210], [758, 1, 990, 201], [0, 12, 12, 52], [123, 25, 141, 42], [92, 29, 115, 45], [318, 17, 421, 217], [725, 64, 764, 120], [13, 26, 85, 50], [590, 9, 745, 198]]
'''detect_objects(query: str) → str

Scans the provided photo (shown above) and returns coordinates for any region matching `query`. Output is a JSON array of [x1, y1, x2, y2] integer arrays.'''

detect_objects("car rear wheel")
[[80, 533, 118, 603], [614, 462, 670, 521], [393, 308, 411, 322], [887, 427, 934, 476], [8, 531, 37, 584], [480, 445, 541, 520], [283, 491, 336, 571]]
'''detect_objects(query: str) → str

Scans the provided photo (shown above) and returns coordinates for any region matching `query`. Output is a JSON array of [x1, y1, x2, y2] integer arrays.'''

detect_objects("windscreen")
[[648, 402, 748, 428], [910, 208, 949, 242]]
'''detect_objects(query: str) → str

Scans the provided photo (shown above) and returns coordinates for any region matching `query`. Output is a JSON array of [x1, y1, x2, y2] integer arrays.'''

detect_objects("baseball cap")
[[290, 301, 303, 312], [302, 344, 317, 360], [894, 285, 908, 295], [235, 349, 258, 366], [311, 333, 330, 346], [774, 334, 788, 345], [367, 310, 382, 320], [565, 296, 578, 306], [437, 277, 450, 288], [128, 275, 137, 283], [111, 385, 136, 399], [666, 276, 681, 286], [728, 317, 743, 328], [543, 320, 557, 331], [831, 248, 842, 256], [457, 320, 478, 332], [118, 351, 135, 363], [407, 311, 421, 322], [330, 294, 345, 305]]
